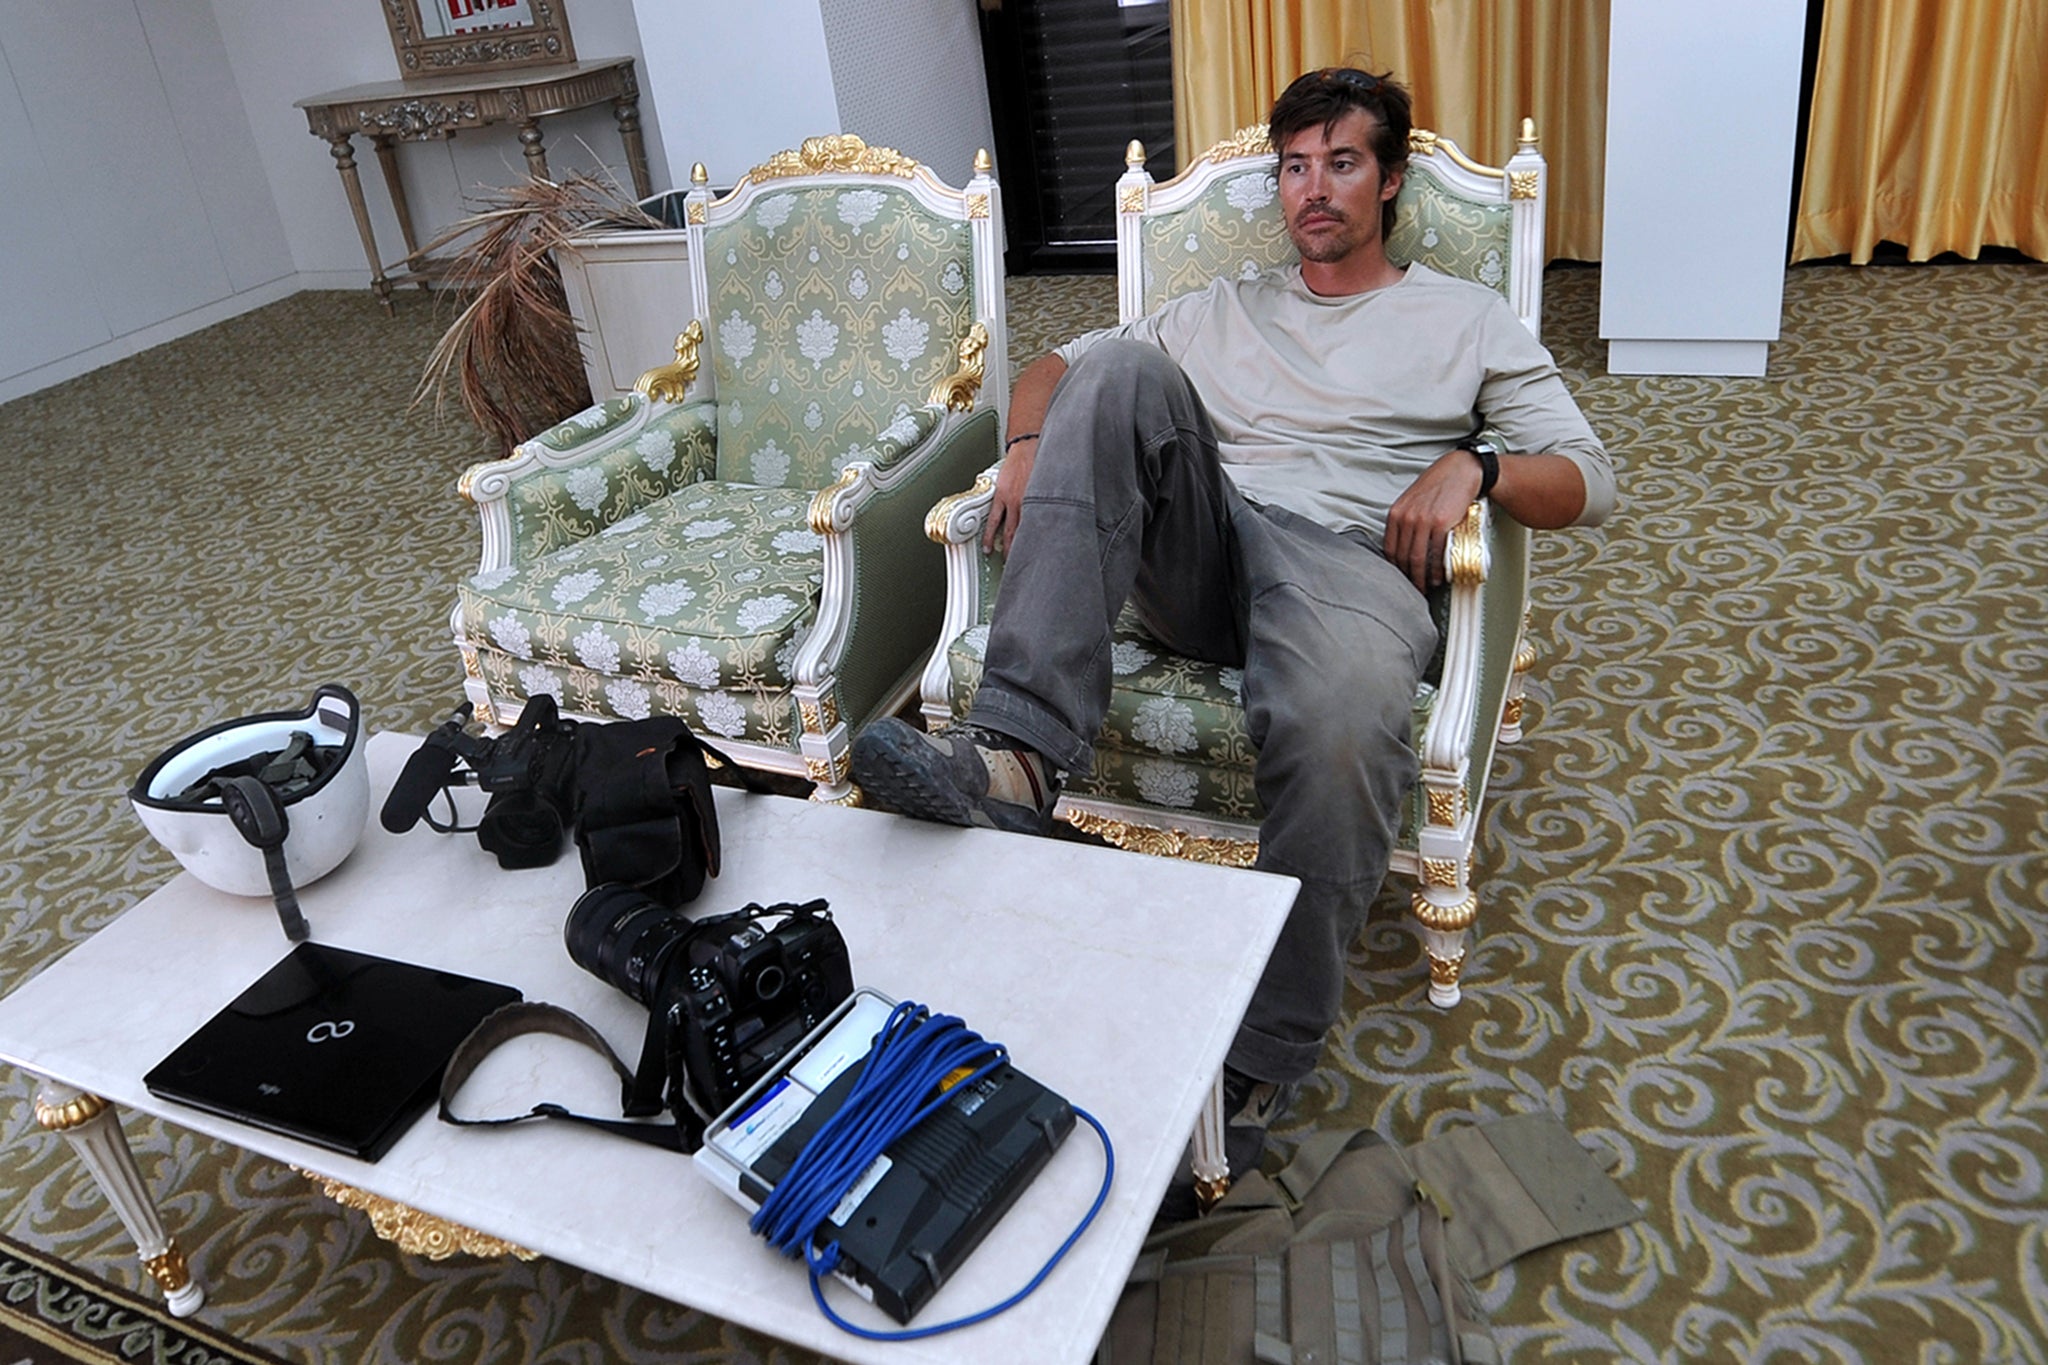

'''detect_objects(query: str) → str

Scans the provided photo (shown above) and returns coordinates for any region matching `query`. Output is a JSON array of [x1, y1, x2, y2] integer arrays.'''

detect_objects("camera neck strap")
[[439, 1000, 696, 1153], [439, 899, 832, 1157]]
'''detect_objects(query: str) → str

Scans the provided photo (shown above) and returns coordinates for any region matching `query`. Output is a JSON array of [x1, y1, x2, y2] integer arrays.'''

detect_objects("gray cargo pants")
[[969, 340, 1437, 1083]]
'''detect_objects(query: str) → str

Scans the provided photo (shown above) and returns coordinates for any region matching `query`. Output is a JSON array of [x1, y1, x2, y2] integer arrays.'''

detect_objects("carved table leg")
[[327, 133, 393, 313], [370, 133, 425, 279], [32, 1081, 205, 1317], [517, 119, 551, 183], [613, 97, 651, 199], [1189, 1070, 1230, 1213]]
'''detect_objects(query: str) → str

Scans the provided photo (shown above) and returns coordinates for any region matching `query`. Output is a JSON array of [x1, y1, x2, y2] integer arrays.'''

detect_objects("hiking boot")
[[851, 717, 1060, 836], [1155, 1067, 1300, 1225]]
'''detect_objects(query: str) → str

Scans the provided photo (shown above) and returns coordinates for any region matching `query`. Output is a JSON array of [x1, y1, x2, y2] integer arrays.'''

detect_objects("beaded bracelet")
[[1004, 432, 1041, 451]]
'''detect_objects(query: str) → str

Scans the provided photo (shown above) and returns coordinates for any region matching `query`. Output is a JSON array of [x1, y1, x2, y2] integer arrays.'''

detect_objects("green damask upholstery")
[[1386, 163, 1516, 295], [938, 609, 1446, 839], [493, 400, 718, 563], [1139, 150, 1519, 317], [459, 481, 825, 741], [920, 123, 1547, 1007], [455, 137, 1007, 798], [702, 188, 975, 490], [1138, 166, 1295, 313]]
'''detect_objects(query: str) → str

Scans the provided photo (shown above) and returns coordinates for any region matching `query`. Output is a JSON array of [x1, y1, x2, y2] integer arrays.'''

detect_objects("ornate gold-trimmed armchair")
[[453, 137, 1008, 800], [921, 123, 1548, 1005]]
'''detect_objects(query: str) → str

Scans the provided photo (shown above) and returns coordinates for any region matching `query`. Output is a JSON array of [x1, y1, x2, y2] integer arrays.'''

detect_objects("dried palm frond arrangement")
[[414, 171, 663, 455]]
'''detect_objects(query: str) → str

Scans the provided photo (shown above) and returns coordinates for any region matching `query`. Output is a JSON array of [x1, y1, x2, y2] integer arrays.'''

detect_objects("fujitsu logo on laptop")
[[306, 1019, 355, 1044]]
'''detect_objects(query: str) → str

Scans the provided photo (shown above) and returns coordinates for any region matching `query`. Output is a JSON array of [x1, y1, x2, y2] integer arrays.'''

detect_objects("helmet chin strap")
[[217, 774, 310, 942]]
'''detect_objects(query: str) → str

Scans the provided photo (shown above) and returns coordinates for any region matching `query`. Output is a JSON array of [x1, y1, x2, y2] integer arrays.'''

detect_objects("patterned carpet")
[[1, 262, 2044, 1363], [0, 1232, 295, 1365]]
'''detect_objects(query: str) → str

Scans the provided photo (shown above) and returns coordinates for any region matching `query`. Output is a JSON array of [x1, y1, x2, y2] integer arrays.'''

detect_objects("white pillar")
[[1599, 2, 1808, 377], [628, 0, 840, 190]]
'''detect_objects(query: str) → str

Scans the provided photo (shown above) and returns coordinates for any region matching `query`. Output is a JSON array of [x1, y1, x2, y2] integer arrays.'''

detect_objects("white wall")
[[822, 0, 996, 188], [631, 0, 840, 190], [0, 0, 1002, 404], [0, 0, 295, 403], [0, 0, 668, 401], [210, 0, 668, 287], [1599, 0, 1806, 376]]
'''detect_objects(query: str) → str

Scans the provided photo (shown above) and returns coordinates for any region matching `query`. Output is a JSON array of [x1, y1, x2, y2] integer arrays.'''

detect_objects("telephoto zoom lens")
[[563, 884, 693, 1005]]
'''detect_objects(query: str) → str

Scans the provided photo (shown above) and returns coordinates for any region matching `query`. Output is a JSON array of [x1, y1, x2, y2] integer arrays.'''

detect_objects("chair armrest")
[[862, 407, 944, 473], [917, 464, 1004, 720], [457, 397, 718, 572], [1419, 499, 1532, 805], [796, 406, 1001, 730]]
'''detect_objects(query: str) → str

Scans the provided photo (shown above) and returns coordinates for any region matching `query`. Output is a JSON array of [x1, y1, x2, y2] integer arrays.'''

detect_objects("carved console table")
[[296, 58, 652, 309]]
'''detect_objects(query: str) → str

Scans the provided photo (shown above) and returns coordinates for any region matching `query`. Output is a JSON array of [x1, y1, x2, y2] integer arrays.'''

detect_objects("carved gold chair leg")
[[33, 1080, 205, 1317], [1411, 882, 1478, 1010], [1500, 614, 1537, 744]]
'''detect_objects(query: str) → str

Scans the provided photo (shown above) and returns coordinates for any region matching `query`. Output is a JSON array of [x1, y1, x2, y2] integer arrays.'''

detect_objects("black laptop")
[[145, 942, 521, 1162]]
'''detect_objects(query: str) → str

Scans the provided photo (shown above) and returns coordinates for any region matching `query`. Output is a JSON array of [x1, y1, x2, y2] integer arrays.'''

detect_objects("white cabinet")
[[1599, 1, 1806, 377], [555, 226, 695, 400]]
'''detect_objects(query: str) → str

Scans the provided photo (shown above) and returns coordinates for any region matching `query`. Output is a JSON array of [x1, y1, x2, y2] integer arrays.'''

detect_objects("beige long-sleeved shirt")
[[1055, 263, 1614, 548]]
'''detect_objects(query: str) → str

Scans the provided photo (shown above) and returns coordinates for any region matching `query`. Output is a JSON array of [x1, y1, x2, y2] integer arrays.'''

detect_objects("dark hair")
[[1268, 68, 1412, 237]]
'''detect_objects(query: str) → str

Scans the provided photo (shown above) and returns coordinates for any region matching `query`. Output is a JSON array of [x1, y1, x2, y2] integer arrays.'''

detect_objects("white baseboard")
[[0, 274, 351, 407], [1605, 338, 1772, 377], [291, 270, 380, 292]]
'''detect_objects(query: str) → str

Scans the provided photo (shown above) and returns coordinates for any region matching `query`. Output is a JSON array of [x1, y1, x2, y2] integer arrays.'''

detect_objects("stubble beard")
[[1288, 208, 1368, 265]]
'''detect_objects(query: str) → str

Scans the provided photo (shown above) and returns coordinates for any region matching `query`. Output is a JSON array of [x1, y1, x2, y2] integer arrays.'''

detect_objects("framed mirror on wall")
[[382, 0, 576, 77]]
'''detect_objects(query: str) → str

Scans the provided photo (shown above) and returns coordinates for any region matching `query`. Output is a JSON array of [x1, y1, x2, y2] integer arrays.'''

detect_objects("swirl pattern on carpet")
[[0, 263, 2043, 1363]]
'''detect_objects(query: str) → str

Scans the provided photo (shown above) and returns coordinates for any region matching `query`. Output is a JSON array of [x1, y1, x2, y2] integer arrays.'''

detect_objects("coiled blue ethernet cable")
[[746, 1000, 1115, 1340]]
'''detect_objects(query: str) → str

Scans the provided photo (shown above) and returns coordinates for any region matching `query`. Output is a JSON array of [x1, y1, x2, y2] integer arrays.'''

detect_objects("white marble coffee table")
[[0, 732, 1297, 1365]]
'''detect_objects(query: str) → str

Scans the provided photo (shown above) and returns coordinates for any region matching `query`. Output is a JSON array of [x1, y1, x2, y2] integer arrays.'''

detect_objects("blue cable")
[[750, 1002, 1008, 1256], [745, 1002, 1117, 1341]]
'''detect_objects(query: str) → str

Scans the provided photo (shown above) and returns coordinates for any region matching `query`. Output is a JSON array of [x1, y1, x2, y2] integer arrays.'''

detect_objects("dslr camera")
[[565, 886, 853, 1122], [380, 696, 579, 868]]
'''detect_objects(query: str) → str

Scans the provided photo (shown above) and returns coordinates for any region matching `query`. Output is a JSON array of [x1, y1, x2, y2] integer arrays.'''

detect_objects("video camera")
[[380, 696, 580, 868]]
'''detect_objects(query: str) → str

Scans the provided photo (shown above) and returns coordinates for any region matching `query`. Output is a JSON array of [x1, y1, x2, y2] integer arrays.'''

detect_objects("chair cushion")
[[702, 185, 976, 489], [457, 481, 825, 739], [939, 607, 1437, 827]]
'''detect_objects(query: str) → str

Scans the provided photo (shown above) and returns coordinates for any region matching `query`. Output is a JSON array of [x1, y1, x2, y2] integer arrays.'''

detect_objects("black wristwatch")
[[1465, 438, 1501, 499]]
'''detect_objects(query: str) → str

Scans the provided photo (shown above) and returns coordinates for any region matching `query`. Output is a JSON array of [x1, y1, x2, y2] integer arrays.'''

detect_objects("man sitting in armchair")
[[853, 68, 1616, 1194]]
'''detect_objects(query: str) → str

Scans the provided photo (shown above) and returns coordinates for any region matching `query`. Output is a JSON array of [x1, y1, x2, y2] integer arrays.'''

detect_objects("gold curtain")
[[1170, 0, 1612, 262], [1793, 0, 2048, 263]]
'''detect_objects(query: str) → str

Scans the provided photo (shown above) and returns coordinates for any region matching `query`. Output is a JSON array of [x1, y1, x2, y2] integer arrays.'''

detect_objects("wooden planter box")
[[554, 190, 695, 400]]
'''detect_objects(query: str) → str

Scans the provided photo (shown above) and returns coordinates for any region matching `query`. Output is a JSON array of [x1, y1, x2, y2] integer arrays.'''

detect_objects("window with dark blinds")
[[980, 0, 1176, 272]]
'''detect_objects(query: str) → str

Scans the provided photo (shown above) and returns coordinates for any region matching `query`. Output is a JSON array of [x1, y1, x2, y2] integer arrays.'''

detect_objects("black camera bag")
[[384, 696, 762, 898], [571, 718, 740, 906]]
